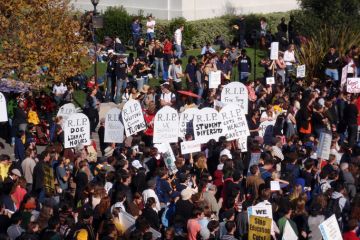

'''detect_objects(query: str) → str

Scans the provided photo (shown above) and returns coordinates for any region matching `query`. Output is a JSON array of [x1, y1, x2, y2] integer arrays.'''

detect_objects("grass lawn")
[[76, 47, 266, 106]]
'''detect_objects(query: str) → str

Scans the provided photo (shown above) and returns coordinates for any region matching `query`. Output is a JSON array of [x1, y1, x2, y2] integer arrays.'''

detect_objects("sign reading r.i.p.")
[[64, 113, 90, 148]]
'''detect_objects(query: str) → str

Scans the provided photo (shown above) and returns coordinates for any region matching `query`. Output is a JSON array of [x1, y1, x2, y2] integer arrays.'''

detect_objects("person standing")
[[84, 87, 99, 133], [344, 95, 358, 146], [237, 49, 251, 83], [105, 51, 116, 102], [234, 16, 246, 49], [146, 15, 155, 41], [173, 59, 184, 91], [114, 56, 128, 103], [174, 25, 184, 59], [153, 40, 164, 79], [323, 46, 340, 83], [21, 148, 37, 192], [131, 17, 141, 49], [32, 150, 54, 203], [185, 56, 197, 91], [288, 15, 295, 44], [284, 44, 296, 85]]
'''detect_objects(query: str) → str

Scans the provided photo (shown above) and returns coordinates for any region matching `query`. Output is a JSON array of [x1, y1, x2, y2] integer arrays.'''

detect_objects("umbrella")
[[177, 90, 201, 99]]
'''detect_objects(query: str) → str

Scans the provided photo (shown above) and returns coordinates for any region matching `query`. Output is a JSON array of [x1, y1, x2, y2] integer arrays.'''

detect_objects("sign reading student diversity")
[[248, 215, 271, 240], [221, 82, 248, 114], [0, 92, 8, 122], [153, 106, 179, 143], [178, 108, 198, 139], [122, 100, 146, 136], [104, 108, 124, 143], [220, 103, 250, 141], [193, 107, 223, 143], [64, 113, 90, 148]]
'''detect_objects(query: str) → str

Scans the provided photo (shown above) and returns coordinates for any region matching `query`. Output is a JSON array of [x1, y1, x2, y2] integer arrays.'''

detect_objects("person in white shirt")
[[142, 180, 161, 211], [283, 44, 296, 85], [146, 15, 156, 41], [174, 25, 184, 58], [52, 82, 67, 104], [160, 83, 176, 107]]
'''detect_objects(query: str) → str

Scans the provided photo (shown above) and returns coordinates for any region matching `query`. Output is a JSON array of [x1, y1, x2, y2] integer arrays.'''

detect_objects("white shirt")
[[174, 29, 182, 45], [160, 91, 175, 105], [142, 189, 161, 211], [53, 83, 67, 95], [146, 20, 155, 33], [283, 50, 295, 66]]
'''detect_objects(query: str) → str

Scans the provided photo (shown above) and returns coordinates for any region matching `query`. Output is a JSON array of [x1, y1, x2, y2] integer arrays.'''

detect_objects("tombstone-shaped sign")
[[193, 107, 223, 143], [122, 99, 146, 137], [0, 92, 8, 122], [220, 103, 250, 141], [153, 106, 179, 144], [64, 113, 90, 148], [221, 82, 248, 114], [57, 103, 79, 123], [178, 108, 198, 139], [104, 108, 124, 143]]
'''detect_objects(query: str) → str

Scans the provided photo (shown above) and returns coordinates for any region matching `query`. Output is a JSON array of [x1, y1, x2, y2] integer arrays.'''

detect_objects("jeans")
[[137, 77, 144, 91], [147, 32, 155, 41], [239, 72, 250, 83], [175, 44, 182, 58], [325, 68, 339, 81], [197, 87, 204, 105], [143, 76, 149, 85], [115, 77, 126, 103], [154, 57, 164, 78], [132, 33, 140, 49], [285, 65, 295, 85], [277, 70, 286, 84]]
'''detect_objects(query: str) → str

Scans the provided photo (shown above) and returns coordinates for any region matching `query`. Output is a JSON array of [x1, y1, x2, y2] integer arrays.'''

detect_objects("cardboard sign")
[[104, 108, 124, 143], [296, 65, 306, 78], [236, 137, 248, 152], [319, 215, 342, 240], [209, 71, 221, 89], [155, 143, 178, 174], [221, 82, 248, 114], [64, 113, 90, 148], [341, 65, 348, 88], [270, 42, 279, 60], [181, 140, 201, 154], [0, 92, 8, 122], [153, 106, 179, 144], [259, 120, 276, 137], [347, 78, 360, 93], [122, 99, 146, 136], [248, 204, 273, 220], [178, 108, 198, 139], [282, 220, 298, 240], [220, 103, 250, 141], [248, 215, 271, 240], [193, 107, 223, 143], [57, 103, 79, 123], [266, 77, 275, 85], [316, 132, 332, 160]]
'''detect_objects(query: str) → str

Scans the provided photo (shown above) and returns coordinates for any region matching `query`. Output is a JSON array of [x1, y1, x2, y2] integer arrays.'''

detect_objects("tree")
[[0, 0, 90, 86]]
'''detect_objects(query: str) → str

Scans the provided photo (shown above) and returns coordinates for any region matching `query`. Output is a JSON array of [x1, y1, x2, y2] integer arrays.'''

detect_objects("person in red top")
[[163, 36, 173, 77], [143, 101, 156, 147], [187, 208, 203, 240], [343, 219, 360, 240]]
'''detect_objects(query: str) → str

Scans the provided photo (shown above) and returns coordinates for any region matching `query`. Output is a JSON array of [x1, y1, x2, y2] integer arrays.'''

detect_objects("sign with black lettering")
[[209, 71, 221, 89], [178, 108, 198, 139], [319, 214, 342, 240], [221, 82, 248, 114], [220, 103, 250, 141], [104, 108, 124, 143], [0, 92, 8, 122], [193, 107, 223, 143], [122, 99, 146, 137], [64, 113, 90, 148], [181, 140, 201, 154], [248, 215, 271, 240], [153, 106, 179, 143], [316, 132, 332, 160]]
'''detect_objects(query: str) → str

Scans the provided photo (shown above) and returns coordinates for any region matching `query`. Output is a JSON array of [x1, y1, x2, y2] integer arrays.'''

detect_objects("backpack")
[[311, 181, 327, 198], [324, 197, 342, 220]]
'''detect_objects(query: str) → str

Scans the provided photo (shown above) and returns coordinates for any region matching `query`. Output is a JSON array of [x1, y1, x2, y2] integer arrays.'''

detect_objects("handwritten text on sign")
[[347, 78, 360, 93], [209, 71, 221, 89], [248, 216, 271, 240], [193, 108, 223, 143], [104, 108, 124, 143], [0, 92, 8, 122], [122, 100, 146, 136], [153, 106, 179, 143], [181, 140, 201, 154], [221, 82, 248, 114], [220, 103, 250, 141], [178, 108, 198, 139], [64, 113, 90, 148]]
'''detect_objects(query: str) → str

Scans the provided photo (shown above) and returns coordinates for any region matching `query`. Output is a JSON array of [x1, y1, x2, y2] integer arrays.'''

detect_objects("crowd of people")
[[1, 14, 360, 240]]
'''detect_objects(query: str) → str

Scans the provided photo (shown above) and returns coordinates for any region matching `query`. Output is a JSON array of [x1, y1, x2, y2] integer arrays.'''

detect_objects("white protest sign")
[[64, 113, 90, 148], [221, 82, 248, 114], [259, 120, 276, 137], [347, 78, 360, 93], [155, 143, 178, 174], [122, 99, 146, 136], [236, 137, 248, 152], [153, 106, 179, 144], [248, 204, 273, 220], [220, 103, 250, 141], [316, 132, 332, 160], [193, 107, 223, 144], [181, 140, 201, 154], [341, 65, 348, 88], [296, 65, 306, 78], [178, 108, 198, 139], [209, 71, 221, 89], [266, 77, 275, 85], [319, 215, 342, 240], [104, 108, 124, 143], [270, 42, 279, 60], [57, 103, 79, 123], [0, 92, 8, 122], [270, 181, 280, 191], [282, 220, 298, 240]]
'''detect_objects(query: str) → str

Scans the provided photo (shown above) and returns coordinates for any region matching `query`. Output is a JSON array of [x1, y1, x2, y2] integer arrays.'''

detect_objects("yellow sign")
[[248, 215, 271, 240]]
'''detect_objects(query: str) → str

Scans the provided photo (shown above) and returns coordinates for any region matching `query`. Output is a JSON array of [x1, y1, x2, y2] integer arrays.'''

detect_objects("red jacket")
[[163, 41, 173, 55], [343, 231, 360, 240]]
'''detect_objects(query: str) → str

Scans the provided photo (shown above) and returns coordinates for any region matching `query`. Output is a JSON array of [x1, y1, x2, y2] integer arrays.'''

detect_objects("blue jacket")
[[131, 22, 141, 35]]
